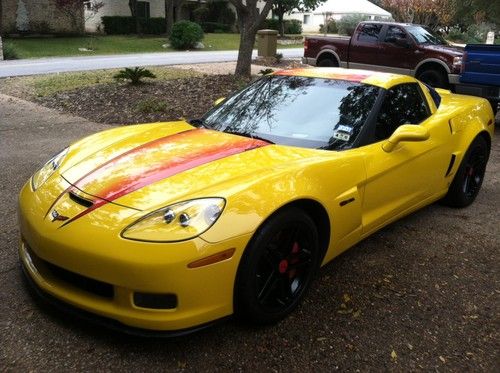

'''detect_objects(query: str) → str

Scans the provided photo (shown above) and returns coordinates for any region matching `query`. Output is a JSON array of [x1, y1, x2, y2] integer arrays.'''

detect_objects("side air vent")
[[69, 191, 94, 208], [445, 154, 456, 177]]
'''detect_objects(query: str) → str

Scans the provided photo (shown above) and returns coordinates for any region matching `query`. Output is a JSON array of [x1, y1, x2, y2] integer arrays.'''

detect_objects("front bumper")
[[18, 181, 251, 332]]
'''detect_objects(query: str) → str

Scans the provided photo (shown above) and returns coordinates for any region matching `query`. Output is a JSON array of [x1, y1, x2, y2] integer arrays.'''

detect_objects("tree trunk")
[[278, 12, 284, 37], [235, 24, 255, 77], [165, 0, 174, 35], [174, 1, 184, 22]]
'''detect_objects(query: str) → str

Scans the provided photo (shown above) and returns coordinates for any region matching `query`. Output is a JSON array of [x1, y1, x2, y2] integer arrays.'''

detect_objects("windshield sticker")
[[333, 124, 354, 142]]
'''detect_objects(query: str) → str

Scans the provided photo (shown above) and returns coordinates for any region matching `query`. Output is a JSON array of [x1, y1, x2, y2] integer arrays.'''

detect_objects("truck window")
[[385, 26, 407, 42], [357, 24, 383, 43], [375, 83, 430, 140]]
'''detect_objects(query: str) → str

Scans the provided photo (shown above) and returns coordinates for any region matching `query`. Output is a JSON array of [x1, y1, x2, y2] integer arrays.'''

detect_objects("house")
[[285, 0, 392, 33], [85, 0, 200, 33], [1, 0, 84, 35]]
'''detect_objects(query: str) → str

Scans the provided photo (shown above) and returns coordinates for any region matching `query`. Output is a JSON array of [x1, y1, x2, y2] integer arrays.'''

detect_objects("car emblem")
[[51, 210, 69, 222]]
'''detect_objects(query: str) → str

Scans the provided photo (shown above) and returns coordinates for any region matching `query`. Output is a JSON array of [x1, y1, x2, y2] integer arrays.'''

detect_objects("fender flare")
[[316, 49, 341, 66]]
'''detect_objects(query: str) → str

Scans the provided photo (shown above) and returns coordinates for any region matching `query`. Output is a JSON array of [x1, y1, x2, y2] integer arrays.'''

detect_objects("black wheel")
[[442, 136, 489, 207], [317, 57, 336, 67], [417, 69, 448, 89], [234, 207, 320, 324]]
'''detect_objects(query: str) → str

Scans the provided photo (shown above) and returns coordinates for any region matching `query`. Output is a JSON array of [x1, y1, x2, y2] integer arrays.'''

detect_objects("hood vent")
[[69, 191, 94, 208]]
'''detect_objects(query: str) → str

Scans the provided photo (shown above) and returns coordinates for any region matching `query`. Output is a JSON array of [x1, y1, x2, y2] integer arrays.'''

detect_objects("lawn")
[[5, 34, 303, 59]]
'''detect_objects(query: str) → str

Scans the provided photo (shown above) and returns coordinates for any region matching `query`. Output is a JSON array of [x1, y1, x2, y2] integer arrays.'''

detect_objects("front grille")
[[26, 245, 114, 299], [44, 261, 114, 299]]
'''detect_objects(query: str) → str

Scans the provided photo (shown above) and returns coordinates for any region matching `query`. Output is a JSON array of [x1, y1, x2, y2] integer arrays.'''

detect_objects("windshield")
[[201, 75, 380, 150], [406, 25, 447, 45]]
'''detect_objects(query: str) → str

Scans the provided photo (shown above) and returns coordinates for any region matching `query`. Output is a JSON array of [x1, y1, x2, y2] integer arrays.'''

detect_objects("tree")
[[56, 0, 103, 33], [273, 0, 325, 37], [382, 0, 454, 29], [164, 0, 186, 36], [229, 0, 274, 77]]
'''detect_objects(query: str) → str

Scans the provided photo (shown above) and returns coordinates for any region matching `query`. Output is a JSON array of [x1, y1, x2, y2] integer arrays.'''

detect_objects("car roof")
[[272, 68, 418, 89]]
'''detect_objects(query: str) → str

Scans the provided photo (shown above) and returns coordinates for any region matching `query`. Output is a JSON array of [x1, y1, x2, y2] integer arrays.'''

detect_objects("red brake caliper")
[[287, 242, 300, 278]]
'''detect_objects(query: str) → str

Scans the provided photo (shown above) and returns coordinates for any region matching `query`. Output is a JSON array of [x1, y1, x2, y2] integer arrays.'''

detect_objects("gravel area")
[[0, 82, 499, 371]]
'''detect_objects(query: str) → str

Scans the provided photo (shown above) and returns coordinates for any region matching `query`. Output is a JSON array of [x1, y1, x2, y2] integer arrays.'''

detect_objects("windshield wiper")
[[225, 130, 275, 144]]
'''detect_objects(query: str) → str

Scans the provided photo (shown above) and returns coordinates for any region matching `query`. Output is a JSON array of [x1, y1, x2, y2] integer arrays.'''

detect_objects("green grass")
[[5, 34, 303, 59], [0, 67, 201, 98]]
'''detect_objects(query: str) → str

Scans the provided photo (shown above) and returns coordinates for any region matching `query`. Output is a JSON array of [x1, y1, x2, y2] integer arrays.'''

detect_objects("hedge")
[[101, 16, 166, 35], [200, 22, 231, 33], [263, 19, 302, 35]]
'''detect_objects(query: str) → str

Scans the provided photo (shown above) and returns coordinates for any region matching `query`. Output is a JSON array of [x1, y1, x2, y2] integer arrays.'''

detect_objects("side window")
[[357, 24, 383, 43], [375, 83, 430, 141], [385, 26, 407, 42]]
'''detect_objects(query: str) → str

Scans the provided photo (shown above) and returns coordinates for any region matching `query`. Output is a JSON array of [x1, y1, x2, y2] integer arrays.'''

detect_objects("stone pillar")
[[486, 31, 495, 45], [257, 29, 278, 58]]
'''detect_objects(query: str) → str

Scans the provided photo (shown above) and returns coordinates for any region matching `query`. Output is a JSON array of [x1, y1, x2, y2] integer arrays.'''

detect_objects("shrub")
[[101, 16, 166, 35], [2, 42, 19, 60], [263, 19, 302, 35], [275, 52, 283, 63], [200, 22, 231, 33], [259, 68, 274, 75], [319, 19, 338, 34], [169, 21, 204, 50], [337, 14, 370, 36], [113, 67, 156, 85]]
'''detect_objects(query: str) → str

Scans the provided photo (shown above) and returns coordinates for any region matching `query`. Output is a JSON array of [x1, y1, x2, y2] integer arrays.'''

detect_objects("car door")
[[379, 25, 415, 74], [360, 83, 451, 236], [349, 23, 384, 68]]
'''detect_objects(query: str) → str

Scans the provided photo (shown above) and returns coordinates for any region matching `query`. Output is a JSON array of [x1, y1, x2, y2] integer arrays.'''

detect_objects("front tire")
[[234, 207, 320, 324], [417, 68, 448, 89], [442, 135, 489, 207]]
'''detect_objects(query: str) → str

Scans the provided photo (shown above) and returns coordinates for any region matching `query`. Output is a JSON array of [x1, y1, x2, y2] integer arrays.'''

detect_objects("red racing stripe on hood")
[[56, 129, 269, 227]]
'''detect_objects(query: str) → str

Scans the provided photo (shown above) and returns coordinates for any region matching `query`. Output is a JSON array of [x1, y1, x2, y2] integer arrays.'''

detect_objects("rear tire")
[[317, 57, 337, 67], [442, 136, 489, 207], [234, 207, 320, 324]]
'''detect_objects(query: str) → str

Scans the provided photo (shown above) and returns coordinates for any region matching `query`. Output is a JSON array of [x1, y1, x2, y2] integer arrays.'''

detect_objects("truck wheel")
[[417, 69, 448, 89], [317, 57, 337, 67]]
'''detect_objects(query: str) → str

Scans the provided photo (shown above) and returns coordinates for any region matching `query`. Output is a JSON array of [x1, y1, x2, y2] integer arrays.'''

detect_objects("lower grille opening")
[[44, 261, 114, 299], [134, 292, 177, 310]]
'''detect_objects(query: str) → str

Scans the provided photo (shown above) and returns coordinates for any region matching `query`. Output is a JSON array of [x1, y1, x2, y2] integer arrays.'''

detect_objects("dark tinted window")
[[375, 83, 430, 140], [202, 76, 380, 150], [357, 24, 383, 43], [385, 26, 407, 42]]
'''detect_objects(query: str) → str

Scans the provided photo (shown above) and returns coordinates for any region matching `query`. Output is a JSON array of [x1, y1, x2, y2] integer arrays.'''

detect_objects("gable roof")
[[311, 0, 391, 17]]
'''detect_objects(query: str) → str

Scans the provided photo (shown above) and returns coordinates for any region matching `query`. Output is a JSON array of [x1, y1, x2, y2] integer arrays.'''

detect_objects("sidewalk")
[[0, 48, 303, 78]]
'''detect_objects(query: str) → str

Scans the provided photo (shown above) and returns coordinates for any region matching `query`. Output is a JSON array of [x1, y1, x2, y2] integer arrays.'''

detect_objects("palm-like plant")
[[113, 67, 156, 85]]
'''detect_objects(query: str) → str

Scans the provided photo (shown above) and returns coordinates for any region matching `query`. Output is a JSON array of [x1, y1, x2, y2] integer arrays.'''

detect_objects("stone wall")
[[1, 0, 84, 35]]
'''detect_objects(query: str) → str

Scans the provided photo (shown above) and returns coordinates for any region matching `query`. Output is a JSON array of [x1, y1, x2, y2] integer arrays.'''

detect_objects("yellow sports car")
[[19, 68, 494, 335]]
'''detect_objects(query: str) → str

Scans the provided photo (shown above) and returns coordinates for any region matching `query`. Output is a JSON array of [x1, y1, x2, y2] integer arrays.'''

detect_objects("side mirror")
[[382, 125, 429, 152], [214, 97, 225, 106]]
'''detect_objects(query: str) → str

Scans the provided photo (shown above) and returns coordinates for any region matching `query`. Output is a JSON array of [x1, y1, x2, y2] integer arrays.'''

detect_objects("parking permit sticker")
[[333, 124, 354, 142]]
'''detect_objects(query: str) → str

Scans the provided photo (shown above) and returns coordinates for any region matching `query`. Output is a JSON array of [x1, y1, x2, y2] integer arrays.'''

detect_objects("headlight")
[[31, 147, 69, 191], [453, 56, 462, 67], [121, 198, 226, 242]]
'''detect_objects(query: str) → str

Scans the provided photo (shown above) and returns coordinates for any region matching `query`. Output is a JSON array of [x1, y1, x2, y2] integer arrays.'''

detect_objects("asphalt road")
[[0, 48, 303, 77], [0, 94, 498, 371]]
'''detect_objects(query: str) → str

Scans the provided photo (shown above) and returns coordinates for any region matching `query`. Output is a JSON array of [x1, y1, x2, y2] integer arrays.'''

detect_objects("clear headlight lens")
[[121, 198, 226, 242], [31, 147, 69, 191], [453, 56, 462, 66]]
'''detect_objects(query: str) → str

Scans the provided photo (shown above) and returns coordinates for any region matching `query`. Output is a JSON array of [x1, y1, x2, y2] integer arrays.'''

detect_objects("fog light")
[[133, 292, 178, 309]]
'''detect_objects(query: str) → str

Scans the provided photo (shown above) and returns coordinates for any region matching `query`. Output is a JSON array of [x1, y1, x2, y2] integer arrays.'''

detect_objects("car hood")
[[422, 44, 463, 56], [61, 124, 318, 211]]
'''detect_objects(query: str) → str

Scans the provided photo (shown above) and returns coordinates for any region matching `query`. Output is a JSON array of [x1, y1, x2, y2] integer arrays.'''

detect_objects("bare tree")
[[56, 0, 103, 34], [229, 0, 274, 77], [164, 0, 185, 36]]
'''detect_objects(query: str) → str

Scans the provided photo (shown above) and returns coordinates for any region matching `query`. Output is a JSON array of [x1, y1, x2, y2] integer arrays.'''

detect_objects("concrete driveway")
[[0, 48, 303, 77], [1, 94, 498, 371]]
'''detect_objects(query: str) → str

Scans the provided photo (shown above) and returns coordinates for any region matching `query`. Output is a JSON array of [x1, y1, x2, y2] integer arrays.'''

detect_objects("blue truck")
[[455, 44, 500, 115]]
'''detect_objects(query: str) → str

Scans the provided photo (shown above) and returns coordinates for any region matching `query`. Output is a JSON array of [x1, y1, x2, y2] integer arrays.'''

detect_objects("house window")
[[303, 14, 310, 25], [137, 1, 150, 19]]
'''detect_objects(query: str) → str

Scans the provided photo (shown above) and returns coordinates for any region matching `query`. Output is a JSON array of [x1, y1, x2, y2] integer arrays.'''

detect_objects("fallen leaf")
[[439, 356, 446, 363], [391, 350, 397, 360], [343, 293, 351, 303], [407, 343, 413, 350], [352, 309, 361, 318]]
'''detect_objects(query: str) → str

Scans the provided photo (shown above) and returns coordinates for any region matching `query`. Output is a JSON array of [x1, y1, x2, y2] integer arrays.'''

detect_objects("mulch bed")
[[37, 75, 249, 125]]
